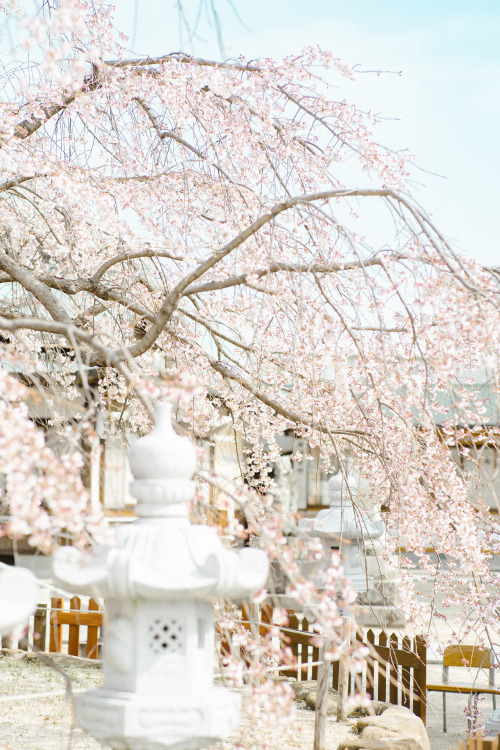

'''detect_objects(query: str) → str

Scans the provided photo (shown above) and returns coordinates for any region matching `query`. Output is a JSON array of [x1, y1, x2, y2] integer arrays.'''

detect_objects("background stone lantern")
[[299, 471, 383, 595], [52, 403, 269, 750], [298, 471, 402, 624]]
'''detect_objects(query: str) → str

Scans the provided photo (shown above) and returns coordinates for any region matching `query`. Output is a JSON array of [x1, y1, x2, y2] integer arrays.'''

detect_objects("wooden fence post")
[[18, 625, 29, 651], [413, 635, 427, 725], [33, 604, 47, 651], [337, 617, 351, 722], [314, 638, 331, 750], [68, 596, 81, 657], [86, 598, 101, 659]]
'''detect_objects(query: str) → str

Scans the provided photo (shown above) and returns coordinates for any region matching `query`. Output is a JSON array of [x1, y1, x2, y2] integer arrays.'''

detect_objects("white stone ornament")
[[52, 403, 269, 750], [0, 566, 38, 635], [299, 471, 384, 594], [298, 469, 403, 624]]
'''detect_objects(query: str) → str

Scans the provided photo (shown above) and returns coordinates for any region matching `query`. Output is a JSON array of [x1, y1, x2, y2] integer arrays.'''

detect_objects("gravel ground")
[[0, 653, 355, 750], [0, 653, 102, 750], [0, 651, 488, 750]]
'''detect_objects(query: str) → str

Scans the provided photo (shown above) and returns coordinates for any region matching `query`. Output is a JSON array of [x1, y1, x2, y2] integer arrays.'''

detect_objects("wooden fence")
[[359, 628, 427, 724], [451, 731, 500, 750], [236, 607, 427, 724], [49, 597, 102, 658], [285, 621, 426, 724], [1, 597, 103, 659], [5, 598, 426, 724]]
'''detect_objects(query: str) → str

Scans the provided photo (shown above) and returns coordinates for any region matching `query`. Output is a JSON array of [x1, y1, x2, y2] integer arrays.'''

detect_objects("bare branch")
[[0, 175, 43, 193], [118, 187, 399, 362], [0, 253, 73, 324], [184, 255, 402, 295], [105, 52, 262, 73], [91, 248, 183, 283], [135, 97, 242, 187]]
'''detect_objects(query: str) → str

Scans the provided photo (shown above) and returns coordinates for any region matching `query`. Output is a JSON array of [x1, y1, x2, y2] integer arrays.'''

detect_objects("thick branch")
[[118, 187, 397, 362], [0, 253, 72, 324], [209, 358, 366, 439], [12, 72, 100, 141], [0, 315, 114, 362], [0, 175, 42, 193]]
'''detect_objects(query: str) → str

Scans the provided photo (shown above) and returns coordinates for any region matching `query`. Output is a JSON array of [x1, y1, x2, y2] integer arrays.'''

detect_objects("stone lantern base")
[[75, 687, 240, 750]]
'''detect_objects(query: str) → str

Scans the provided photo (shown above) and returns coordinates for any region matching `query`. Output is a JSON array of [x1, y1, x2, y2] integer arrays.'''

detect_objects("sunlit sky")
[[112, 0, 500, 266]]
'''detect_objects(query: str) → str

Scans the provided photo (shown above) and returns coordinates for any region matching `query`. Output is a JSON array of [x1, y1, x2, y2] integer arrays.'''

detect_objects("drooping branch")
[[208, 357, 366, 439]]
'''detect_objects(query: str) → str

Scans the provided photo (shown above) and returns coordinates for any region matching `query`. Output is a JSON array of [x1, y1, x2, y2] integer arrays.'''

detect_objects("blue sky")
[[110, 1, 500, 266]]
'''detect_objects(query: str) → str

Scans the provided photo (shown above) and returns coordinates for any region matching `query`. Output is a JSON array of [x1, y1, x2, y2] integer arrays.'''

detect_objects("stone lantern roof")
[[54, 403, 268, 600]]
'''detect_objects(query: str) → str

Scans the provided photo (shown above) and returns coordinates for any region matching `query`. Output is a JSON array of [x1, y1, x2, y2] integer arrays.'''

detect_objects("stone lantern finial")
[[128, 403, 197, 519], [52, 402, 269, 750], [327, 470, 359, 507]]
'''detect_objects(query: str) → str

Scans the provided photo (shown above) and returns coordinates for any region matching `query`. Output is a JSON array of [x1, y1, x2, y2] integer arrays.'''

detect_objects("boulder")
[[340, 739, 425, 750], [339, 705, 430, 750]]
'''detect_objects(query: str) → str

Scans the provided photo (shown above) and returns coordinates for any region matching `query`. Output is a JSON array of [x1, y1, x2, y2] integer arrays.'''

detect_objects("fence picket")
[[366, 629, 375, 698], [311, 644, 320, 681], [49, 597, 63, 653], [331, 657, 340, 691], [288, 612, 301, 680], [413, 635, 426, 724], [86, 598, 101, 659], [378, 631, 387, 702], [389, 632, 399, 705], [303, 616, 315, 680], [68, 596, 81, 656], [33, 604, 47, 652], [401, 635, 411, 709]]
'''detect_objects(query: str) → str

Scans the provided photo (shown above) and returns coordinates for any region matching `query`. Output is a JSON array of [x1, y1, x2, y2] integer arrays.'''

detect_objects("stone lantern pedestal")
[[52, 403, 269, 750]]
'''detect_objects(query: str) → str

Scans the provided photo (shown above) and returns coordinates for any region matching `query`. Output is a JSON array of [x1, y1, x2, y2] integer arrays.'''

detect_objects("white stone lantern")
[[299, 471, 384, 594], [0, 565, 38, 635], [298, 471, 403, 624], [52, 403, 269, 750]]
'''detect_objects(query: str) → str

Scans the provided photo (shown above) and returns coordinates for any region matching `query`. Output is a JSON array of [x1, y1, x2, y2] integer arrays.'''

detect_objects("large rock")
[[339, 706, 430, 750]]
